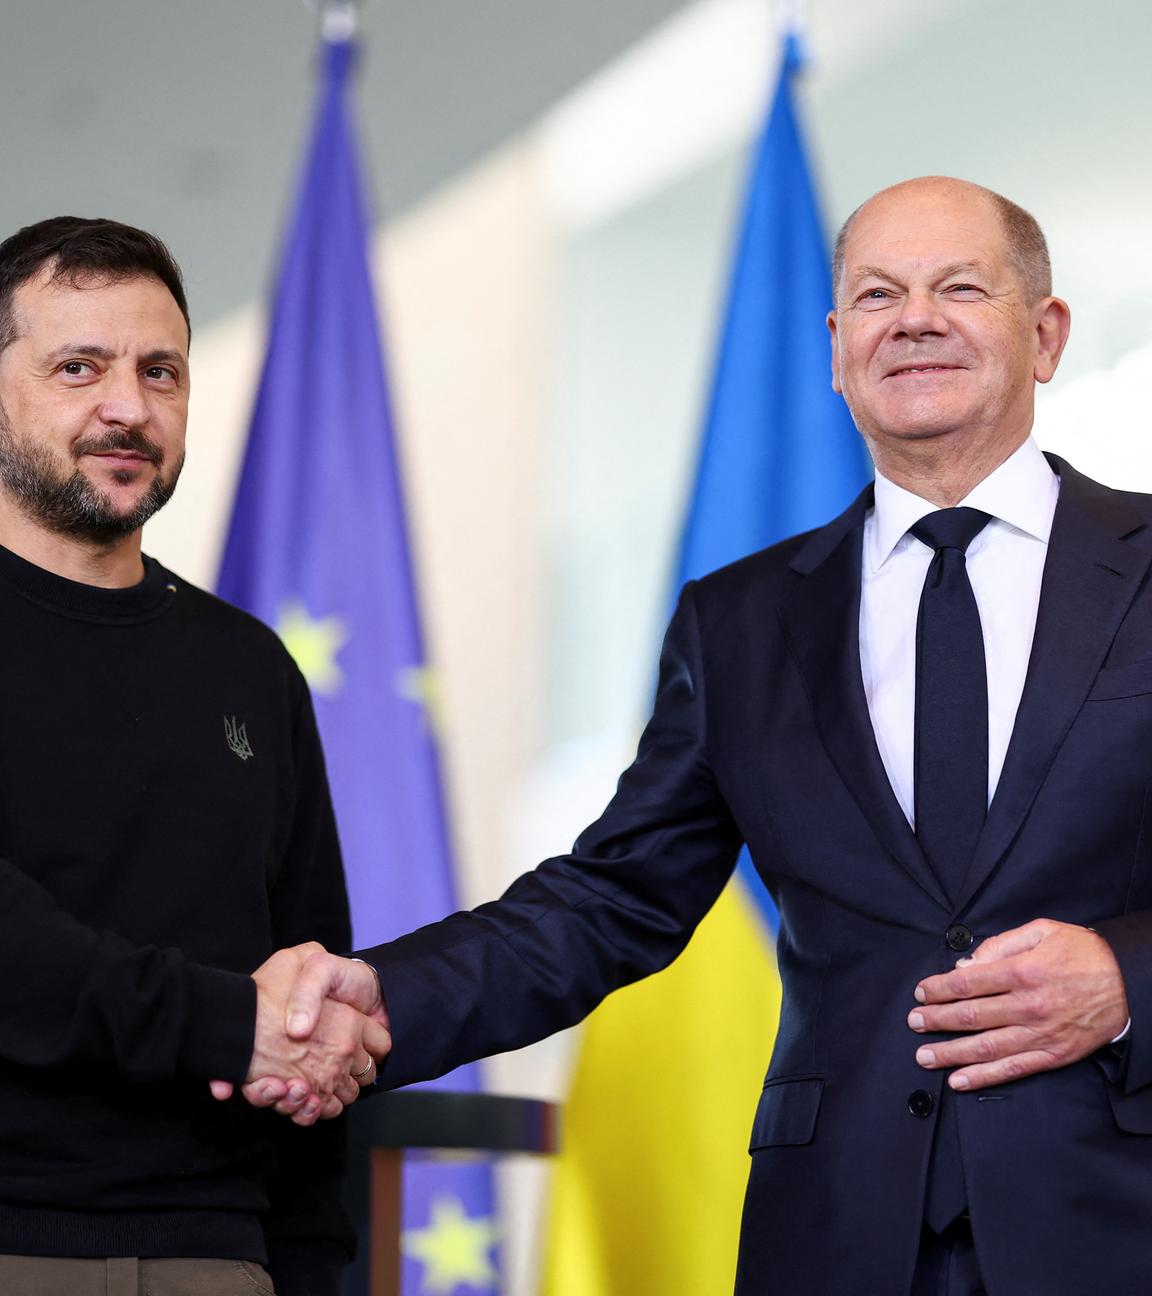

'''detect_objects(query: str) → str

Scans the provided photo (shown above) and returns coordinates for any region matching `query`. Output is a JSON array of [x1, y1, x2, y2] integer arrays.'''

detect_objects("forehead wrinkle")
[[43, 343, 117, 362], [38, 342, 187, 364]]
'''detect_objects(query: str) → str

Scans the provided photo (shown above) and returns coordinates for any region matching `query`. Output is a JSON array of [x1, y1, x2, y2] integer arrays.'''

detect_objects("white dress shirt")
[[859, 436, 1060, 826], [858, 439, 1129, 1038]]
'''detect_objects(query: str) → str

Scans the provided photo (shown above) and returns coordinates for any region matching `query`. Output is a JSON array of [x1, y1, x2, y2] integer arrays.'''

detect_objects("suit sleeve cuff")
[[1096, 912, 1152, 1091]]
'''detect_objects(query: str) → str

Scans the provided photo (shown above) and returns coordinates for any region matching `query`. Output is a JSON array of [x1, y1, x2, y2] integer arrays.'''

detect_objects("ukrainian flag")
[[542, 32, 870, 1293]]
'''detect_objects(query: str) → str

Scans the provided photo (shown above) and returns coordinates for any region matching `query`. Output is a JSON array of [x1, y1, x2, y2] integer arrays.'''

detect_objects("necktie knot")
[[910, 507, 991, 555]]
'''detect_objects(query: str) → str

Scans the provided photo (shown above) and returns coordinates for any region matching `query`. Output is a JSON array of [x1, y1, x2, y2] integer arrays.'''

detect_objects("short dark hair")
[[831, 181, 1052, 305], [0, 216, 189, 353]]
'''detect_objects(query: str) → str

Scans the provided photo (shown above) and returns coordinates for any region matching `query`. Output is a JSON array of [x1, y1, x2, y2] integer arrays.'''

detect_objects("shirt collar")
[[867, 436, 1059, 572]]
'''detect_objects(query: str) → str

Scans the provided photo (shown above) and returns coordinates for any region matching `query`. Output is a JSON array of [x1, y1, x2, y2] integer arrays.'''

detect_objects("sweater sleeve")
[[0, 854, 255, 1082], [262, 673, 356, 1293]]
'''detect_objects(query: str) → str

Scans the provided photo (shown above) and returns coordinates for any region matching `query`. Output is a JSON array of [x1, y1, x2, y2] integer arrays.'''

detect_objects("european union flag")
[[674, 31, 872, 929], [216, 28, 500, 1296]]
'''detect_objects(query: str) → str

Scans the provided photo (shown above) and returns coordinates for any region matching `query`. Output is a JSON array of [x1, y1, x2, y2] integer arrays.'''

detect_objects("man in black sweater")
[[0, 217, 388, 1295]]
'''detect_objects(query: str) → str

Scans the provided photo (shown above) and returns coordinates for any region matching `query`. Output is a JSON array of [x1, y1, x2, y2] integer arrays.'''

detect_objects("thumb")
[[285, 959, 334, 1036], [285, 953, 347, 1039], [286, 954, 385, 1039]]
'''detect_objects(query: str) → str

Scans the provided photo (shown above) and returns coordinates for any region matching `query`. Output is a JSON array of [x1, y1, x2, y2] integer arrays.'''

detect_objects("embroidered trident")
[[224, 716, 255, 762]]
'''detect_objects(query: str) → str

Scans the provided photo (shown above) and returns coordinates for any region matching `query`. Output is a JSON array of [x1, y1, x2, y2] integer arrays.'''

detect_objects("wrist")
[[348, 956, 386, 1017]]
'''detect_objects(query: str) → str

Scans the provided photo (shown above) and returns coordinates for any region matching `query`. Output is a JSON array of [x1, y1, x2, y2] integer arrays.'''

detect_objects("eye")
[[144, 365, 178, 382], [60, 360, 94, 377], [945, 283, 984, 296], [854, 288, 897, 311]]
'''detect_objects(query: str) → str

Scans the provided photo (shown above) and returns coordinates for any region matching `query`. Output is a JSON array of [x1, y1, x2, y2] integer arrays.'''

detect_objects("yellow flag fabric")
[[541, 881, 781, 1294]]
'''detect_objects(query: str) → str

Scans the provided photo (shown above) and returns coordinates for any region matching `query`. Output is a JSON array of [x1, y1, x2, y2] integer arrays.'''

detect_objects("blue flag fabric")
[[216, 33, 500, 1296], [674, 33, 872, 930]]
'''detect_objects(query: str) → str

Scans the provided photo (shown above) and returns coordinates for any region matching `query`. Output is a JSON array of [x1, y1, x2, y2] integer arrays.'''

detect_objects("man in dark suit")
[[253, 177, 1151, 1294]]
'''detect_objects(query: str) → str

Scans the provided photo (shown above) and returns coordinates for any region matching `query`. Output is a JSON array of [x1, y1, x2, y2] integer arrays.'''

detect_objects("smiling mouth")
[[77, 439, 162, 469], [87, 456, 158, 476], [887, 364, 961, 378]]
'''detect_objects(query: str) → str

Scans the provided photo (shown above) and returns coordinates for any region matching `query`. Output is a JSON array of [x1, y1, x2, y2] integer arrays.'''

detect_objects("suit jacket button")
[[908, 1089, 934, 1118], [946, 923, 974, 952]]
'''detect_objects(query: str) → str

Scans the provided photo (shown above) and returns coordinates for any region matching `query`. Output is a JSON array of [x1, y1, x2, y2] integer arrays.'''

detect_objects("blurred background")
[[5, 0, 1152, 1291]]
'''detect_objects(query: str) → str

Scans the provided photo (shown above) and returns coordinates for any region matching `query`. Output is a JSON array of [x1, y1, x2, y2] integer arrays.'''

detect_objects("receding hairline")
[[2, 261, 190, 353], [830, 178, 1053, 305], [0, 216, 191, 357]]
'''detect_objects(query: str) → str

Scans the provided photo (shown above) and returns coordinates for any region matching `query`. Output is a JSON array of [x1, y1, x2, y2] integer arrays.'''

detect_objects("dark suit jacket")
[[366, 455, 1152, 1295]]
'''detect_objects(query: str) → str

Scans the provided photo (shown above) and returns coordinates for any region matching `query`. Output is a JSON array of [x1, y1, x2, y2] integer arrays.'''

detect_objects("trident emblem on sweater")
[[224, 716, 255, 761]]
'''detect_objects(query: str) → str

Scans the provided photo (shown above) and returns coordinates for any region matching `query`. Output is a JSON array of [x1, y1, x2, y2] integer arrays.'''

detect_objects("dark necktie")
[[911, 507, 990, 1237], [911, 507, 992, 899]]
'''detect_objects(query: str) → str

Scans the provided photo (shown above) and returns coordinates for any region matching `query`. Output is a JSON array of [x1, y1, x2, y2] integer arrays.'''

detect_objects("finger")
[[913, 1025, 1038, 1072], [948, 1048, 1062, 1091], [289, 1093, 325, 1127], [263, 1081, 312, 1115], [909, 993, 1033, 1035], [238, 1078, 293, 1109], [353, 1057, 376, 1089], [334, 1074, 359, 1106], [916, 959, 1022, 1005], [269, 1093, 315, 1117], [363, 1019, 392, 1061], [967, 919, 1056, 964], [209, 1080, 234, 1102]]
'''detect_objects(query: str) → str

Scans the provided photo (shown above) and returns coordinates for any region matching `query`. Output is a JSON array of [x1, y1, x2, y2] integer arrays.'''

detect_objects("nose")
[[890, 287, 949, 341], [97, 369, 150, 429]]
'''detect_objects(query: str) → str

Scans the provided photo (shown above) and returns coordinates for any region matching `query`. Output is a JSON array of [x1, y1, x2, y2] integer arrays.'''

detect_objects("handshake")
[[210, 943, 391, 1126]]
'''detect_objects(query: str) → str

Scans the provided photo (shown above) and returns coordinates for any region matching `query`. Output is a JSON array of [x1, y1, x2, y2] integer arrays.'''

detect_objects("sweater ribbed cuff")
[[178, 965, 257, 1081]]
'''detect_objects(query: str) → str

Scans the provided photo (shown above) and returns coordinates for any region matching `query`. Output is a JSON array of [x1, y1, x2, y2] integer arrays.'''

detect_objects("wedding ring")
[[351, 1057, 375, 1079]]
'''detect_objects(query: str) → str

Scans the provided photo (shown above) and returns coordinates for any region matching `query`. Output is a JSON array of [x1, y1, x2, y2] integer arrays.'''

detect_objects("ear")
[[827, 310, 843, 393], [1033, 296, 1071, 384]]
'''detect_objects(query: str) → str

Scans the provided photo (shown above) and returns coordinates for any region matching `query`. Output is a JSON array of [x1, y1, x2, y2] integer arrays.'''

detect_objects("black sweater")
[[0, 543, 353, 1292]]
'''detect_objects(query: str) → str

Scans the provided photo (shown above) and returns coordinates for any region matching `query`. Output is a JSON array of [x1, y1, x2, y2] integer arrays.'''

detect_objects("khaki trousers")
[[0, 1256, 275, 1295]]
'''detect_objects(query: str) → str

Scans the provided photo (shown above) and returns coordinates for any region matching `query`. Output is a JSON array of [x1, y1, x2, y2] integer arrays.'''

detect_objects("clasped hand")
[[210, 943, 391, 1126], [907, 918, 1129, 1090]]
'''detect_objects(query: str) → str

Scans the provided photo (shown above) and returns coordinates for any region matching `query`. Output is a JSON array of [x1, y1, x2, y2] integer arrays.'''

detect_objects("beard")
[[0, 408, 183, 543]]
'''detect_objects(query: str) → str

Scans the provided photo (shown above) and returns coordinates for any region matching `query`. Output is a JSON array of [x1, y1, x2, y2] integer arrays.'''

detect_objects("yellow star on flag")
[[401, 1194, 500, 1294], [396, 664, 445, 740], [275, 599, 349, 696]]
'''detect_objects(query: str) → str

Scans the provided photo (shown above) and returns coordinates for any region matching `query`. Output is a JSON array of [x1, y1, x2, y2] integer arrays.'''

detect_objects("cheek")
[[982, 342, 1032, 401], [837, 354, 887, 410], [151, 401, 187, 440], [10, 399, 87, 444]]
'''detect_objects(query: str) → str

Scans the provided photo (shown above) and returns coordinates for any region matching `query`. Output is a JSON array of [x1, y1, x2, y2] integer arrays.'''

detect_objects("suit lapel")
[[957, 457, 1152, 908], [778, 490, 950, 910]]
